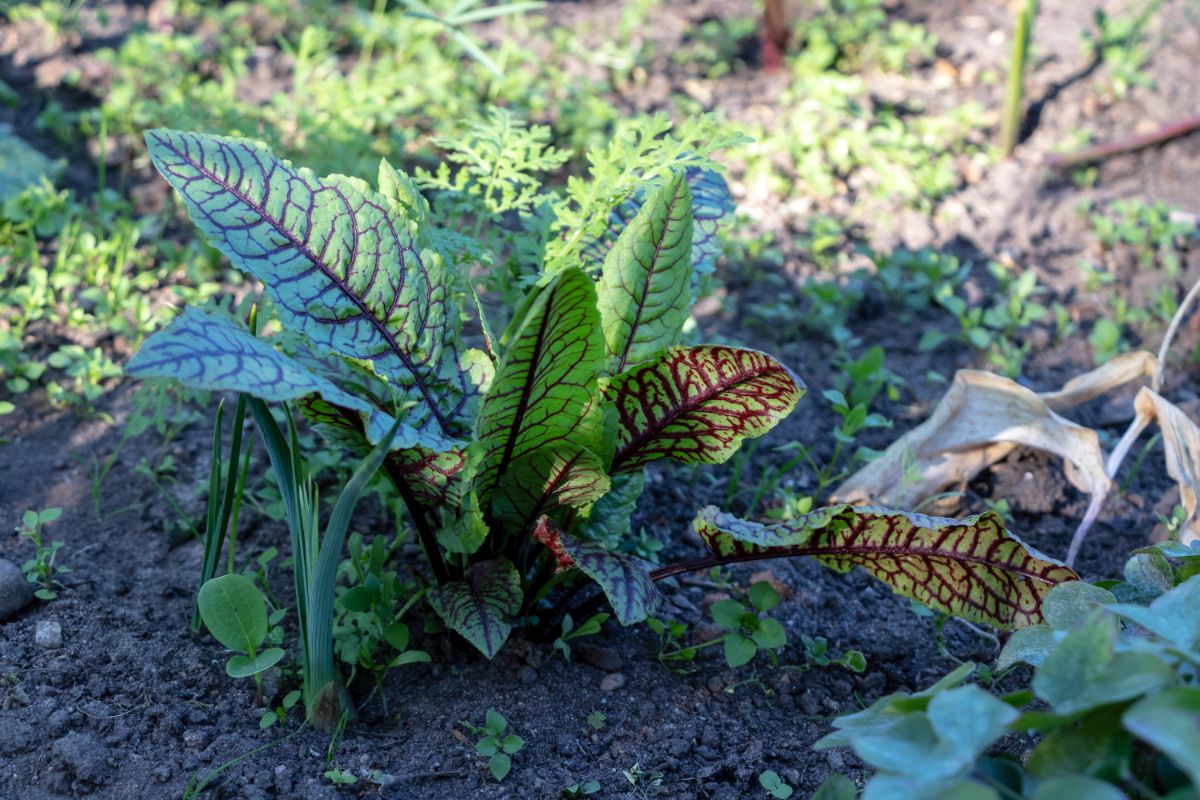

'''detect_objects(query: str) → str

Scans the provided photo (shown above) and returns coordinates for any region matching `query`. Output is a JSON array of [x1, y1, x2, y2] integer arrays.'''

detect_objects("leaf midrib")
[[160, 134, 451, 437]]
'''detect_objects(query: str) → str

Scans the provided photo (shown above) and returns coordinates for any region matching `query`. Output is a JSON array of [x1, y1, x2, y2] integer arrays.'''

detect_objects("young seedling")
[[711, 581, 788, 668], [759, 770, 795, 799], [323, 769, 357, 786], [463, 709, 524, 782], [800, 635, 867, 674], [552, 612, 609, 661], [17, 507, 68, 600], [260, 689, 301, 730], [197, 573, 285, 705], [586, 710, 606, 732], [562, 780, 602, 798]]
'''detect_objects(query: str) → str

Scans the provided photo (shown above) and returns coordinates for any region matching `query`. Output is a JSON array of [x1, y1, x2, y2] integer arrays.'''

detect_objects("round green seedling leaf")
[[752, 617, 787, 650], [226, 647, 284, 678], [198, 573, 269, 654], [724, 632, 757, 668]]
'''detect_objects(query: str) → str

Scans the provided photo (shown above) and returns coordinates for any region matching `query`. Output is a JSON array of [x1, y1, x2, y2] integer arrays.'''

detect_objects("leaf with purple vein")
[[428, 557, 522, 659]]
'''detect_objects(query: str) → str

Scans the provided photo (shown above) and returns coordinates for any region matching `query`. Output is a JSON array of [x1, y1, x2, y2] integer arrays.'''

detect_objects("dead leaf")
[[1108, 388, 1200, 545], [1040, 351, 1157, 411]]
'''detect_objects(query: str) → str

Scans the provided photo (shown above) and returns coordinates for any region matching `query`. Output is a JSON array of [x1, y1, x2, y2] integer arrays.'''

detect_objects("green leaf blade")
[[428, 558, 522, 659], [597, 171, 693, 371], [197, 573, 269, 654], [694, 506, 1079, 629], [144, 129, 464, 442], [473, 269, 606, 510], [609, 345, 804, 473]]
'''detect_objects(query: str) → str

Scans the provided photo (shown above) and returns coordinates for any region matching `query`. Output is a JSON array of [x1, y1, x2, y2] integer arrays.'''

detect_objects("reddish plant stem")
[[1045, 113, 1200, 169], [383, 459, 449, 585]]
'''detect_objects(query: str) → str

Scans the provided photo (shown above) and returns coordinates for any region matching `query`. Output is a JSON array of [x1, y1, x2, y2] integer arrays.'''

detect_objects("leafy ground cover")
[[1, 1, 1199, 798]]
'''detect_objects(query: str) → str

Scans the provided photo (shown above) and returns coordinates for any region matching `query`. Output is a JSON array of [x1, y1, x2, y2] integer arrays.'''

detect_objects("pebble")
[[0, 558, 35, 621], [574, 643, 623, 672], [517, 665, 538, 685], [555, 734, 580, 755], [666, 737, 692, 758], [52, 731, 111, 786], [35, 620, 63, 648], [706, 675, 724, 695], [599, 672, 626, 692]]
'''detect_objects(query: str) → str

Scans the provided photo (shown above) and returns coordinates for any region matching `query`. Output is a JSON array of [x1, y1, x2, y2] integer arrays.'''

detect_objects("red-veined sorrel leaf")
[[473, 269, 606, 515], [126, 307, 418, 447], [691, 505, 1078, 629], [608, 345, 804, 473], [428, 558, 521, 659], [533, 517, 660, 625], [492, 447, 610, 531], [580, 166, 733, 283], [144, 129, 470, 446], [597, 171, 693, 371]]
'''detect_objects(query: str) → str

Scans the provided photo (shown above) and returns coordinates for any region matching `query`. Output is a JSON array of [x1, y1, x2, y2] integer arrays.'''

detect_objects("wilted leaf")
[[693, 505, 1078, 629], [608, 345, 804, 473], [428, 558, 522, 659], [1108, 388, 1200, 545]]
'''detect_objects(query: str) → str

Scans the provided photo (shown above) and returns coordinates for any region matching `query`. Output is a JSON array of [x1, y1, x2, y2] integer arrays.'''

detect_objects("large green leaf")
[[533, 517, 660, 625], [144, 129, 471, 445], [428, 558, 522, 659], [692, 505, 1079, 629], [1123, 687, 1200, 786], [596, 171, 693, 371], [473, 269, 606, 515], [608, 345, 804, 473], [126, 307, 418, 448]]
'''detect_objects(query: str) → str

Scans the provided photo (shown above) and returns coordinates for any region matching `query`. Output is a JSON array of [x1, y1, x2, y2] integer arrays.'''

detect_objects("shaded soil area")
[[2, 1, 1199, 799]]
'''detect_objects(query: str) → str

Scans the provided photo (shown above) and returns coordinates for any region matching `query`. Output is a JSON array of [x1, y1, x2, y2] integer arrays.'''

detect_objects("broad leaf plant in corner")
[[127, 124, 1076, 702]]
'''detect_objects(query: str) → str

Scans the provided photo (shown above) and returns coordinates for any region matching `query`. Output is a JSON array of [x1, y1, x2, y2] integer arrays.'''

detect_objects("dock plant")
[[127, 122, 1077, 679]]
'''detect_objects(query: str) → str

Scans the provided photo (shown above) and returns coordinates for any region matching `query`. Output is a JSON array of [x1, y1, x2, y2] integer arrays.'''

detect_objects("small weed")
[[553, 612, 609, 661], [463, 709, 524, 782], [711, 581, 788, 668], [562, 780, 602, 798], [323, 769, 357, 786], [759, 769, 795, 799], [17, 507, 68, 600], [586, 710, 607, 732]]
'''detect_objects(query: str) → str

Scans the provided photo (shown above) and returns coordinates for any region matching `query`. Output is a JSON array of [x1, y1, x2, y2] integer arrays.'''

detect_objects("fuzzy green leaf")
[[473, 269, 606, 511], [608, 345, 804, 473], [144, 129, 473, 445], [428, 558, 522, 659], [693, 505, 1079, 629], [1123, 687, 1200, 786], [597, 171, 693, 371]]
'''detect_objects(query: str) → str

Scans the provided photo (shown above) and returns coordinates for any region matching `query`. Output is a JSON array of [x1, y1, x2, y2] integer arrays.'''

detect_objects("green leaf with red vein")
[[608, 345, 805, 473], [143, 128, 475, 447], [428, 557, 522, 659], [473, 269, 606, 515], [492, 447, 610, 531], [691, 505, 1078, 629], [533, 517, 660, 625], [597, 170, 693, 371]]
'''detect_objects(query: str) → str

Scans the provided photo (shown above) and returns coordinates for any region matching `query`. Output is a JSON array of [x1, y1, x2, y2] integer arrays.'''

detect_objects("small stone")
[[47, 708, 71, 738], [666, 737, 691, 758], [827, 750, 845, 771], [574, 643, 623, 672], [0, 559, 35, 621], [599, 672, 626, 692], [183, 728, 210, 750], [35, 620, 62, 648], [706, 675, 724, 695], [555, 734, 579, 755], [517, 665, 538, 685], [799, 690, 820, 715]]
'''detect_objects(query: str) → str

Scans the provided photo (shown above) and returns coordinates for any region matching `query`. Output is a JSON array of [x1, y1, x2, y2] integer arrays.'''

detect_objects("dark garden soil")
[[2, 1, 1199, 798]]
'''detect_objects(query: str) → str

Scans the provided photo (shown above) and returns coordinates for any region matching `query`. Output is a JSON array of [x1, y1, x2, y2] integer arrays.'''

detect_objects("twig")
[[1045, 113, 1200, 169]]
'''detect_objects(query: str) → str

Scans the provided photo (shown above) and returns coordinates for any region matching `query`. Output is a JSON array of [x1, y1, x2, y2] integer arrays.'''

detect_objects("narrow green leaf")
[[609, 345, 804, 473], [693, 505, 1079, 629], [428, 558, 522, 658], [597, 171, 693, 371], [473, 269, 606, 510]]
